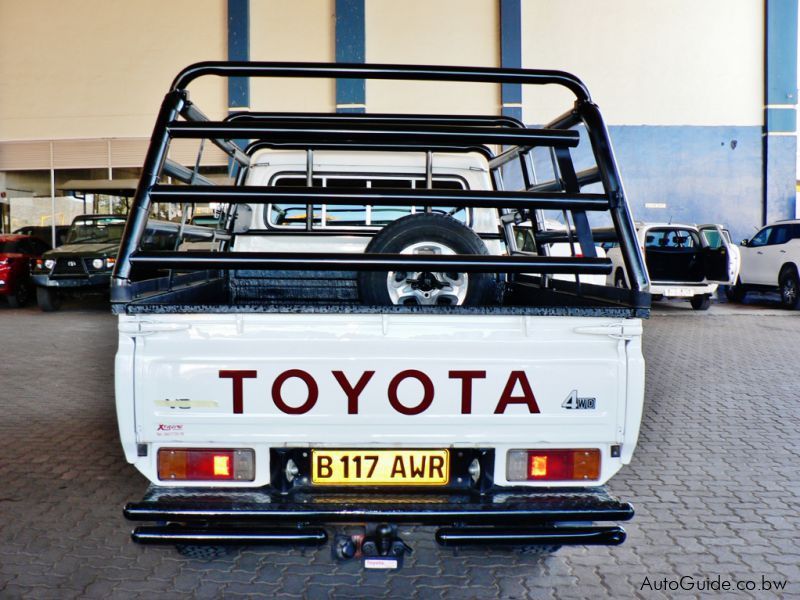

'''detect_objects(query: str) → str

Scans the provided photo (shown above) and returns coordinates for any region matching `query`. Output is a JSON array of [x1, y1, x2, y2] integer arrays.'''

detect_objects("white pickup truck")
[[113, 62, 650, 567]]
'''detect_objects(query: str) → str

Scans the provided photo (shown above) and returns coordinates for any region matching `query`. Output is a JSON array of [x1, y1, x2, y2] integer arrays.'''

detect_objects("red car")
[[0, 234, 51, 307]]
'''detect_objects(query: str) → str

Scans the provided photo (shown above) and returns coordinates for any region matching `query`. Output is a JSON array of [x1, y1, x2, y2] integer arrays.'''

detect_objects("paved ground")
[[1, 297, 799, 599]]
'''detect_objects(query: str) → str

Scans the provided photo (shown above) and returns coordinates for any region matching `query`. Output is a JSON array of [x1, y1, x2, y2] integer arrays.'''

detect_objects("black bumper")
[[125, 486, 633, 548], [32, 273, 110, 289]]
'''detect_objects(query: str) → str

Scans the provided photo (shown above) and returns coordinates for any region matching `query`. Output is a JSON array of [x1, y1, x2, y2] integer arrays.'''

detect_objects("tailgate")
[[119, 312, 644, 486]]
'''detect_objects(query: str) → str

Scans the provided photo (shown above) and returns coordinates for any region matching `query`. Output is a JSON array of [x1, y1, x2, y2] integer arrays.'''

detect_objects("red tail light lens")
[[507, 449, 601, 482], [157, 448, 255, 481]]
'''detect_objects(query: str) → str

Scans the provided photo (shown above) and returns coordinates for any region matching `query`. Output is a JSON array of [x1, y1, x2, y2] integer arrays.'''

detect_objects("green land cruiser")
[[32, 214, 211, 311]]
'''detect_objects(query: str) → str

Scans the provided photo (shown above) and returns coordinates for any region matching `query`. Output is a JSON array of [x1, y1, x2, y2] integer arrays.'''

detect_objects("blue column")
[[335, 0, 365, 113], [227, 0, 250, 110], [500, 0, 522, 122], [764, 0, 798, 223]]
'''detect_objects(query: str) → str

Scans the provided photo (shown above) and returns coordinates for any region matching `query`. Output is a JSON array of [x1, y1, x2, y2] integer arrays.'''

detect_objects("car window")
[[748, 227, 771, 248], [645, 229, 699, 248], [768, 225, 790, 245], [700, 228, 723, 249], [643, 231, 666, 247], [265, 174, 467, 228], [66, 218, 127, 244], [514, 227, 536, 252], [142, 228, 178, 251]]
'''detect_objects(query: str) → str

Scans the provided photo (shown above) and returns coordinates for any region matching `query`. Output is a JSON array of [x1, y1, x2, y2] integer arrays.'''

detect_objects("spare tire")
[[358, 213, 495, 306]]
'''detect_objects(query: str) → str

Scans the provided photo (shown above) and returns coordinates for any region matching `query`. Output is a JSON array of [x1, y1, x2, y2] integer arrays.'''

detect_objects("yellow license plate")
[[311, 449, 450, 486]]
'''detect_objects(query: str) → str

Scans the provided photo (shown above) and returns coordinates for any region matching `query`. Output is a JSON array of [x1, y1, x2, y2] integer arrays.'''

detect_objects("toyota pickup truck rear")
[[113, 62, 650, 565], [119, 310, 643, 554]]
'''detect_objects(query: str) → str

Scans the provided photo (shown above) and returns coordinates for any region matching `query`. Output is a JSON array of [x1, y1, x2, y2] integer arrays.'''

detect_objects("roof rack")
[[112, 62, 647, 294]]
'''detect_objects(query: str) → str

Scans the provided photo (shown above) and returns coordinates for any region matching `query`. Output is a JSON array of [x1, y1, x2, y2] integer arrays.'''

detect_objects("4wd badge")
[[562, 390, 596, 410]]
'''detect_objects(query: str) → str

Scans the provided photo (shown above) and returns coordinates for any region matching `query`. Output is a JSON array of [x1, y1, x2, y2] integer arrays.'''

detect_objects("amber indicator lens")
[[157, 448, 255, 481]]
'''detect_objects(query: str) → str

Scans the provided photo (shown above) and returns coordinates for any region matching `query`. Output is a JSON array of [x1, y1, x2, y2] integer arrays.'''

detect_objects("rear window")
[[265, 174, 467, 229], [644, 228, 700, 249]]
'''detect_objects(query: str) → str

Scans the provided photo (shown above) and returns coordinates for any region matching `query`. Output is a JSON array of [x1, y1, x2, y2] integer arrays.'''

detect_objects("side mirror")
[[740, 239, 748, 247]]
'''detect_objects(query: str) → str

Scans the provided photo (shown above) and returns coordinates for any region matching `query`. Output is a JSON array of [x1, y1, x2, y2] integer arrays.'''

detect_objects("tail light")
[[506, 449, 601, 482], [157, 448, 255, 482]]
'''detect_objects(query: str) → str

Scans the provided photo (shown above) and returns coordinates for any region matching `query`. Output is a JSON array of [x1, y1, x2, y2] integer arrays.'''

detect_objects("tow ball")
[[333, 524, 412, 569]]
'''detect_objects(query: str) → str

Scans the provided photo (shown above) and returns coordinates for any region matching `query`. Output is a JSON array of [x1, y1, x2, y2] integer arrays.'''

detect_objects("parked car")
[[13, 225, 70, 247], [0, 234, 51, 307], [730, 219, 800, 309], [32, 214, 216, 311], [608, 222, 739, 310], [31, 214, 127, 311]]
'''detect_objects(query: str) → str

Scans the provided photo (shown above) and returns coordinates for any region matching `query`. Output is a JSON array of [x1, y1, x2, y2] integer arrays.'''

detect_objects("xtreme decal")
[[219, 369, 541, 416]]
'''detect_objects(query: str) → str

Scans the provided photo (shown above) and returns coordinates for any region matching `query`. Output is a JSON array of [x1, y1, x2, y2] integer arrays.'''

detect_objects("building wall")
[[0, 1, 794, 241], [521, 0, 763, 126], [520, 0, 768, 243], [249, 0, 336, 112], [365, 0, 499, 114], [0, 0, 228, 141]]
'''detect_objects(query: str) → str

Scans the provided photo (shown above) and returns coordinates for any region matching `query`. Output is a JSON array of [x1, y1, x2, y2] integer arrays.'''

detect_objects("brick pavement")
[[1, 301, 798, 599]]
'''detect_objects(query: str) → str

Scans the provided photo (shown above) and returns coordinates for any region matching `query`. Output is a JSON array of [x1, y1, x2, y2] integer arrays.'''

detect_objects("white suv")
[[607, 222, 739, 310], [730, 219, 800, 309]]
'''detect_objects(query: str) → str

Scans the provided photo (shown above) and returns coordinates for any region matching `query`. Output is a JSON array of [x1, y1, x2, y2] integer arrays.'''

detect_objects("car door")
[[762, 225, 793, 285], [739, 226, 772, 285], [698, 224, 735, 284]]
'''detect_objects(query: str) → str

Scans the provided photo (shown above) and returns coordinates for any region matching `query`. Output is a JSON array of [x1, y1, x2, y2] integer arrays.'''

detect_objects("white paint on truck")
[[116, 312, 644, 488]]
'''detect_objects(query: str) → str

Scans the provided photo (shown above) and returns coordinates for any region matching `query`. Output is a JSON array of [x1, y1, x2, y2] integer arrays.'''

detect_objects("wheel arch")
[[778, 262, 799, 283]]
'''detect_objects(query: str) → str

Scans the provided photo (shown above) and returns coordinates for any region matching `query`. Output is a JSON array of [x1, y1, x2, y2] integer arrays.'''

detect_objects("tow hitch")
[[333, 524, 413, 570]]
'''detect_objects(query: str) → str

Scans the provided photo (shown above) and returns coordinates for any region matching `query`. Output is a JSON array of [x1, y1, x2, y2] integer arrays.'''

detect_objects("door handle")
[[757, 251, 763, 255], [780, 250, 787, 254]]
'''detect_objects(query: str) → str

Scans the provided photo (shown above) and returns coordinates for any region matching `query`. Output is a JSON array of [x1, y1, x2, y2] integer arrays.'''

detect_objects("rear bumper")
[[124, 485, 633, 548], [650, 282, 717, 297]]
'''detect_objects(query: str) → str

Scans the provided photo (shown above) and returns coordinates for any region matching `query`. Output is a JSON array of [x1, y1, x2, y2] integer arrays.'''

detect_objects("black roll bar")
[[130, 251, 612, 275], [181, 102, 251, 167], [244, 141, 497, 161], [530, 167, 601, 192], [227, 112, 526, 129], [166, 121, 580, 149], [112, 62, 648, 294], [148, 186, 611, 212], [170, 62, 592, 103]]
